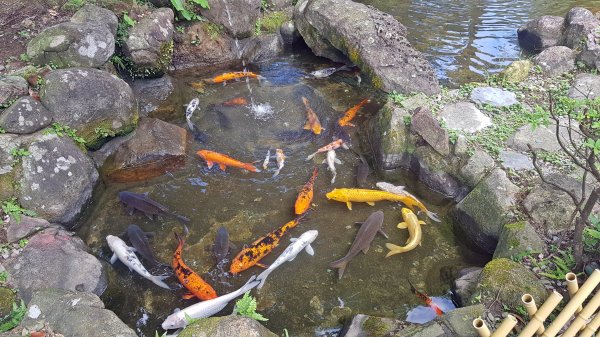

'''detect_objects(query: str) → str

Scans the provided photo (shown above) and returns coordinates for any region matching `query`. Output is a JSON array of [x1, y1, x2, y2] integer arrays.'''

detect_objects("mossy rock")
[[493, 221, 544, 259], [0, 287, 16, 319], [499, 60, 532, 83], [179, 315, 277, 337], [362, 316, 393, 337], [470, 258, 547, 309], [259, 11, 290, 34]]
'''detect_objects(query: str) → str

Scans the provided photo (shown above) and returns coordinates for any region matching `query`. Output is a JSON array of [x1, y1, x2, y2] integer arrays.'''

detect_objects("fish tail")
[[173, 213, 191, 223], [431, 303, 444, 315], [272, 169, 280, 177], [385, 243, 407, 257], [306, 152, 316, 161], [256, 270, 272, 289], [186, 119, 194, 131], [329, 259, 348, 279], [152, 274, 171, 289], [174, 231, 185, 248], [425, 210, 441, 223]]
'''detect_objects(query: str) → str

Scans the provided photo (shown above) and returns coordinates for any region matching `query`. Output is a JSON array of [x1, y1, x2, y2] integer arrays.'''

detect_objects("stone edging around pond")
[[0, 1, 599, 337]]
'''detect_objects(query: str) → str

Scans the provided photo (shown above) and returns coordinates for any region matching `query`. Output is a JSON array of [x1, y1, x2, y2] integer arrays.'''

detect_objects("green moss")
[[0, 287, 16, 318], [203, 21, 225, 40], [362, 316, 391, 337], [179, 317, 222, 337], [505, 221, 526, 230], [82, 111, 138, 150], [129, 40, 174, 79], [259, 11, 288, 34], [0, 173, 15, 201]]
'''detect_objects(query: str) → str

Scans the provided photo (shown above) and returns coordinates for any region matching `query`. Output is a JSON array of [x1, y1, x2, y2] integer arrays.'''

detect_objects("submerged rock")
[[41, 68, 137, 149], [453, 267, 482, 307], [439, 102, 491, 134], [493, 221, 544, 259], [102, 118, 187, 182], [130, 75, 174, 117], [0, 96, 52, 134], [21, 288, 136, 337], [199, 0, 261, 38], [0, 76, 28, 107], [294, 0, 439, 94], [179, 315, 278, 337], [517, 15, 565, 53], [239, 33, 285, 64], [533, 46, 576, 77], [172, 21, 236, 70], [4, 227, 106, 302], [470, 87, 518, 107]]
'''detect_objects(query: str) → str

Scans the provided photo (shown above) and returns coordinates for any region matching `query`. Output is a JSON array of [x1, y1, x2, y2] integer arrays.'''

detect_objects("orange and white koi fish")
[[273, 149, 286, 177], [197, 150, 260, 172], [338, 98, 370, 127], [172, 232, 218, 301], [209, 71, 262, 84], [306, 139, 347, 160], [229, 215, 305, 274], [295, 166, 318, 215], [409, 280, 443, 316], [301, 97, 323, 135], [222, 97, 248, 106]]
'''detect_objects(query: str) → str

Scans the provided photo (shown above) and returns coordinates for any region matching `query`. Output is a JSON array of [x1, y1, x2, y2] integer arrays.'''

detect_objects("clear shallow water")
[[354, 0, 600, 86], [79, 54, 487, 337]]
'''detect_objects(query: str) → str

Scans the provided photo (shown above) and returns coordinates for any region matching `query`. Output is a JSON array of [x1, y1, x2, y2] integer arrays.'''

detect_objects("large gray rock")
[[453, 267, 482, 307], [454, 169, 519, 253], [499, 150, 533, 171], [568, 73, 600, 99], [18, 133, 98, 224], [523, 178, 578, 233], [369, 101, 412, 170], [507, 124, 562, 152], [279, 21, 300, 45], [410, 107, 449, 156], [22, 288, 136, 337], [172, 21, 236, 70], [517, 16, 565, 53], [130, 75, 174, 117], [294, 0, 439, 95], [562, 7, 599, 49], [413, 146, 462, 199], [439, 102, 491, 134], [26, 22, 115, 69], [0, 96, 52, 134], [493, 221, 544, 259], [179, 315, 278, 337], [577, 29, 600, 71], [199, 0, 261, 38], [6, 215, 52, 243], [470, 87, 518, 107], [70, 4, 119, 36], [123, 8, 174, 78], [102, 118, 187, 182], [239, 33, 285, 64], [533, 46, 576, 77], [41, 68, 137, 149], [4, 227, 106, 303], [459, 149, 495, 188], [0, 76, 28, 107]]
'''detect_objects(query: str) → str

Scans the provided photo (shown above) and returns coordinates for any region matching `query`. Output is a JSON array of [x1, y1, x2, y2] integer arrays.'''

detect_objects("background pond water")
[[355, 0, 600, 85]]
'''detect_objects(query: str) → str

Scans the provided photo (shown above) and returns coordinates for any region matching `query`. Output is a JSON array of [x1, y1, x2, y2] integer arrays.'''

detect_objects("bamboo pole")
[[579, 312, 600, 337], [565, 272, 582, 313], [518, 291, 563, 337], [561, 289, 600, 337], [522, 294, 544, 335], [473, 318, 491, 337], [490, 315, 518, 337], [541, 269, 600, 337]]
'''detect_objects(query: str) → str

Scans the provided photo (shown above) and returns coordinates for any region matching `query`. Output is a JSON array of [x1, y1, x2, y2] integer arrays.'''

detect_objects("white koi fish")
[[185, 98, 200, 130], [323, 149, 341, 184], [263, 149, 271, 170], [273, 148, 286, 177]]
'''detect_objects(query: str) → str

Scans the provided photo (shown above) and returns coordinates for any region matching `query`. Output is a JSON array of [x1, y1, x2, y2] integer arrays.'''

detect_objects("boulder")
[[239, 33, 285, 64], [506, 124, 562, 152], [0, 76, 28, 107], [442, 304, 484, 337], [70, 4, 119, 36], [499, 60, 532, 83], [179, 315, 278, 337], [102, 118, 187, 182], [568, 73, 600, 99], [88, 133, 134, 169], [459, 149, 495, 188], [123, 8, 175, 78], [533, 46, 576, 77], [523, 178, 578, 233], [470, 258, 547, 309], [413, 146, 462, 199], [562, 7, 599, 49], [6, 215, 52, 243], [469, 87, 518, 107], [369, 100, 412, 170], [18, 133, 98, 224], [342, 314, 396, 337], [577, 30, 600, 71], [439, 102, 491, 134], [517, 16, 565, 53], [130, 75, 174, 117], [172, 21, 236, 70], [454, 169, 519, 253], [21, 288, 136, 337], [0, 96, 52, 134], [26, 22, 114, 69], [41, 68, 137, 149], [279, 21, 300, 45], [294, 0, 439, 94], [493, 221, 544, 259], [4, 227, 106, 303], [499, 150, 533, 171], [0, 287, 16, 319], [410, 107, 449, 156], [453, 267, 482, 307], [199, 0, 261, 38]]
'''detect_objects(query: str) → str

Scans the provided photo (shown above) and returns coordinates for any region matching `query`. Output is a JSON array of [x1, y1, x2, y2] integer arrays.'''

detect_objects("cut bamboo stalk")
[[473, 317, 491, 337], [541, 269, 600, 337], [522, 294, 544, 335], [490, 315, 518, 337], [579, 312, 600, 337], [565, 272, 582, 313], [518, 291, 563, 337], [561, 289, 600, 337]]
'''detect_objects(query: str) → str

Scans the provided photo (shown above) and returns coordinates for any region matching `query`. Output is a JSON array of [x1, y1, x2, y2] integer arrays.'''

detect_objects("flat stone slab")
[[568, 73, 600, 99], [6, 215, 52, 243], [459, 149, 495, 188], [439, 102, 491, 134], [506, 124, 561, 152], [470, 87, 518, 107], [494, 221, 544, 259], [500, 150, 534, 171], [410, 107, 449, 156], [524, 178, 578, 233]]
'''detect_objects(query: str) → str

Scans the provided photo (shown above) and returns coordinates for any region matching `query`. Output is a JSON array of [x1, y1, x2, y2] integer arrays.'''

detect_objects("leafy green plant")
[[94, 126, 116, 138], [45, 122, 86, 147], [175, 25, 185, 33], [2, 198, 36, 223], [123, 13, 136, 27], [536, 248, 577, 280], [0, 300, 26, 332], [155, 331, 167, 337], [233, 292, 268, 321], [18, 239, 28, 248], [110, 54, 127, 70], [584, 214, 600, 251], [0, 127, 5, 134], [254, 18, 262, 36], [458, 83, 476, 97], [403, 115, 412, 127], [388, 90, 407, 105], [0, 271, 7, 282], [259, 11, 287, 34], [10, 148, 30, 158], [19, 53, 31, 62], [16, 30, 30, 38], [171, 0, 209, 21]]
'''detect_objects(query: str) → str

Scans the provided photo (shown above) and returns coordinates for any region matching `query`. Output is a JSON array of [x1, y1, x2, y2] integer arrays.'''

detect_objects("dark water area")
[[354, 0, 600, 86]]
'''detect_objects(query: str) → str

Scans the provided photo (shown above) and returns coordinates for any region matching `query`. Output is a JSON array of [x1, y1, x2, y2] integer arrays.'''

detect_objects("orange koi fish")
[[301, 97, 323, 135], [409, 280, 443, 316], [306, 139, 346, 160], [295, 166, 318, 215], [172, 232, 218, 301], [230, 215, 304, 274], [209, 71, 261, 84], [338, 98, 370, 127], [197, 150, 260, 172], [222, 97, 248, 106]]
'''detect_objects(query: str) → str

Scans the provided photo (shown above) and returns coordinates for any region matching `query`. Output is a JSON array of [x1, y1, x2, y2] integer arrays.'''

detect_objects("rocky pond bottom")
[[78, 55, 487, 337]]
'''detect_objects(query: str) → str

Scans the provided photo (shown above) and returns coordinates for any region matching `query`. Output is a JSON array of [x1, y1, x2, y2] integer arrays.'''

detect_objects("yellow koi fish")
[[385, 208, 426, 257], [325, 188, 440, 222]]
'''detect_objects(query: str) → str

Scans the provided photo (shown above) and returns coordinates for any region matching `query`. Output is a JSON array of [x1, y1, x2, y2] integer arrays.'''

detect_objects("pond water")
[[79, 53, 487, 337], [355, 0, 600, 85]]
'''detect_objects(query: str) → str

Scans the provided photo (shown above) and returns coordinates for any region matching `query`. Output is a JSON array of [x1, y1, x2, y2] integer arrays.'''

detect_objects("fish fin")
[[110, 253, 117, 264], [385, 243, 403, 258], [397, 222, 408, 229], [206, 161, 214, 169], [346, 122, 356, 127], [305, 244, 315, 256], [419, 242, 422, 246], [419, 220, 426, 225], [219, 163, 227, 171], [346, 202, 352, 210], [331, 175, 336, 184], [306, 153, 316, 161], [379, 229, 389, 239], [272, 170, 280, 177], [362, 246, 370, 254], [127, 247, 137, 253], [182, 292, 195, 300], [303, 122, 311, 130], [256, 263, 268, 269], [329, 259, 348, 279], [366, 201, 375, 206], [342, 143, 350, 150], [334, 158, 342, 164], [426, 211, 441, 223], [152, 275, 170, 289]]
